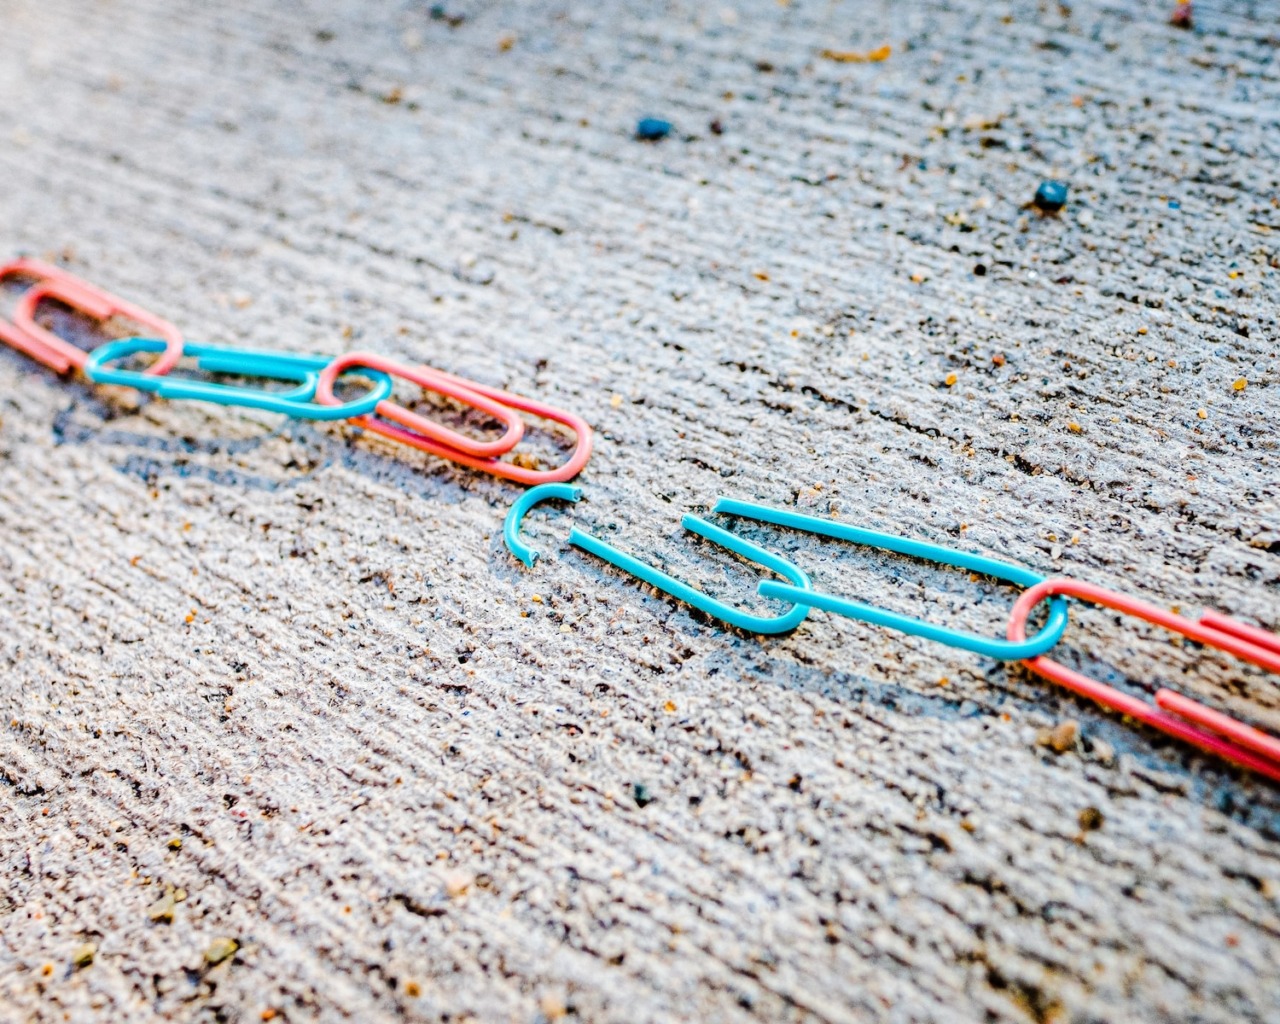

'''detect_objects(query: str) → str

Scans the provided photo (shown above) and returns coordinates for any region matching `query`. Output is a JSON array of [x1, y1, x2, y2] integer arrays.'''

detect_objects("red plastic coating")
[[1007, 577, 1280, 782], [315, 352, 526, 459], [8, 279, 184, 376], [314, 353, 593, 485]]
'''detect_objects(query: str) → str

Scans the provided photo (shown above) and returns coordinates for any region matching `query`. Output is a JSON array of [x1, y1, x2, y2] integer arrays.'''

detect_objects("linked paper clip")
[[85, 340, 393, 420], [1008, 578, 1280, 782], [0, 262, 183, 376]]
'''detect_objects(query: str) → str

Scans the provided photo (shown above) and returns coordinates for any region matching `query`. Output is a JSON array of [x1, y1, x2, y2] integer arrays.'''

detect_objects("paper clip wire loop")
[[714, 498, 1070, 660], [84, 339, 393, 420], [504, 483, 583, 567], [569, 516, 812, 634], [316, 352, 525, 458], [314, 354, 594, 485], [1008, 577, 1280, 782], [8, 277, 184, 376]]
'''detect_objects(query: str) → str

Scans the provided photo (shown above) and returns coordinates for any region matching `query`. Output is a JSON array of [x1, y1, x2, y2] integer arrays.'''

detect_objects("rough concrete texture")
[[1, 1, 1278, 1021]]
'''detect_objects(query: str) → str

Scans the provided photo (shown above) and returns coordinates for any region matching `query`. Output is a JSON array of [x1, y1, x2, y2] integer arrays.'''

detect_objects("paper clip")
[[504, 483, 583, 567], [3, 274, 184, 376], [84, 339, 393, 420], [313, 352, 525, 458], [569, 516, 812, 634], [314, 354, 593, 485], [713, 498, 1070, 659], [1007, 578, 1280, 782]]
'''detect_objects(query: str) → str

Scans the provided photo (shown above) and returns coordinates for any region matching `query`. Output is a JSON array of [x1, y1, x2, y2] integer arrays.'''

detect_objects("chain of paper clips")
[[4, 258, 1279, 783]]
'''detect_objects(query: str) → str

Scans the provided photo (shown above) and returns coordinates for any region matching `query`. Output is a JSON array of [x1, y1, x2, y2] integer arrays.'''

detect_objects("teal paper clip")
[[83, 338, 393, 420], [569, 515, 813, 634], [713, 498, 1069, 660], [504, 483, 583, 568]]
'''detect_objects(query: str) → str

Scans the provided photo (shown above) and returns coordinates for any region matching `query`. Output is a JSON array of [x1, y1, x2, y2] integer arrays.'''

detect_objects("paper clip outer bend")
[[504, 483, 583, 568], [314, 352, 526, 459], [8, 278, 184, 376], [1, 257, 112, 309], [1008, 578, 1280, 782], [569, 515, 812, 634], [715, 498, 1070, 660], [84, 339, 394, 420], [315, 355, 594, 485]]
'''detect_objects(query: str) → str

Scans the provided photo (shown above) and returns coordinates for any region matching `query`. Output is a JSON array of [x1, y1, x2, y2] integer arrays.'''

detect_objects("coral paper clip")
[[6, 276, 184, 376], [717, 499, 1070, 660], [84, 339, 393, 420], [315, 355, 594, 485], [1007, 578, 1280, 782]]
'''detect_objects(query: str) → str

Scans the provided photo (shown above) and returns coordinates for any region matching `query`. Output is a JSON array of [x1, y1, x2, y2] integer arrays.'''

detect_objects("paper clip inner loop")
[[714, 499, 1069, 660], [314, 355, 593, 485], [315, 352, 525, 458]]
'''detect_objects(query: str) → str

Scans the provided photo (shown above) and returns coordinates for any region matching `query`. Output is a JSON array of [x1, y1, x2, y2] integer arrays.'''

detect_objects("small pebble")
[[147, 890, 177, 924], [443, 869, 474, 898], [1033, 180, 1069, 212], [1170, 3, 1193, 29], [71, 942, 96, 969], [1232, 378, 1247, 391], [204, 937, 238, 966], [973, 263, 987, 276], [1078, 806, 1104, 831], [1039, 719, 1079, 753], [635, 118, 673, 141], [633, 783, 653, 807], [540, 992, 569, 1020]]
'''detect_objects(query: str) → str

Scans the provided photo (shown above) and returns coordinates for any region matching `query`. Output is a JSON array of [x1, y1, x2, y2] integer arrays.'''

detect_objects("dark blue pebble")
[[1034, 180, 1069, 211], [636, 118, 673, 141]]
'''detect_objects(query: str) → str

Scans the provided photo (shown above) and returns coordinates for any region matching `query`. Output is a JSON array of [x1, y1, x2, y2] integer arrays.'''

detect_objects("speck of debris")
[[540, 991, 569, 1020], [71, 942, 96, 969], [497, 33, 516, 52], [1078, 806, 1104, 831], [974, 263, 987, 276], [1033, 180, 1069, 212], [1232, 377, 1247, 391], [146, 889, 178, 924], [709, 118, 724, 135], [443, 869, 474, 898], [636, 118, 673, 141], [168, 836, 182, 850], [819, 44, 891, 63], [1039, 719, 1079, 753], [204, 937, 239, 966], [755, 59, 775, 72], [1170, 3, 1193, 29], [633, 783, 653, 807], [404, 980, 423, 997], [429, 5, 466, 28]]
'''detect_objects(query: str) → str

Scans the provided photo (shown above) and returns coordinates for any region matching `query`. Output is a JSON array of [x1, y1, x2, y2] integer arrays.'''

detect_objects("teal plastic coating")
[[504, 483, 583, 567], [568, 514, 813, 634], [83, 338, 394, 420], [713, 498, 1069, 660]]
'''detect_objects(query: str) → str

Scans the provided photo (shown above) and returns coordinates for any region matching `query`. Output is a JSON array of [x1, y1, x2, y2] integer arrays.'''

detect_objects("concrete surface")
[[1, 1, 1279, 1021]]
